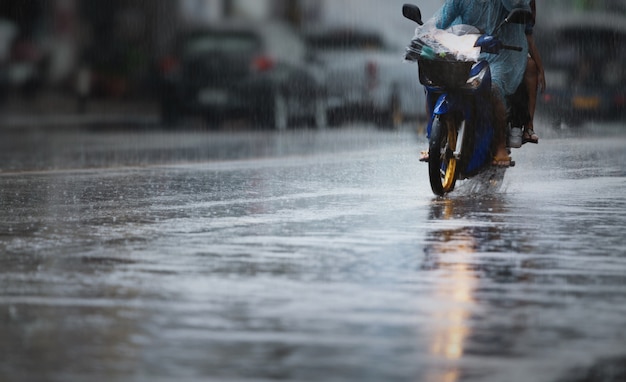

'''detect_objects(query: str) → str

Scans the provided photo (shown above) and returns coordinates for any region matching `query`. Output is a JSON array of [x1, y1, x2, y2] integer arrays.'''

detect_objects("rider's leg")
[[492, 88, 510, 165], [524, 56, 539, 142]]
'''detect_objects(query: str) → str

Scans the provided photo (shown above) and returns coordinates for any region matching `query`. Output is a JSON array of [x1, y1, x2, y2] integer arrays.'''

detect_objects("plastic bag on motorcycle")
[[405, 20, 482, 88]]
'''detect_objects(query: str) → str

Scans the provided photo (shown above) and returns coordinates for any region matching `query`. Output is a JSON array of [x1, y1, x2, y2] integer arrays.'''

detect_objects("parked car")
[[0, 19, 46, 102], [537, 12, 626, 124], [303, 26, 426, 129], [158, 22, 327, 129], [0, 18, 15, 105]]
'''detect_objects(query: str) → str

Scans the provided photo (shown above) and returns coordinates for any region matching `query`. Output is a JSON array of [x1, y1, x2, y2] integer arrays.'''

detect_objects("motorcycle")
[[402, 4, 532, 196]]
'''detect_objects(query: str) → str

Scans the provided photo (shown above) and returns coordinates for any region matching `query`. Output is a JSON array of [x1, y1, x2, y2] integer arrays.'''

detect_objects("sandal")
[[523, 128, 539, 144], [419, 150, 429, 163], [492, 156, 515, 168]]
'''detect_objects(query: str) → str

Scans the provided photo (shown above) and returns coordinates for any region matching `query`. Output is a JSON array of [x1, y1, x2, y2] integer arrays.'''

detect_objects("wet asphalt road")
[[1, 122, 626, 382]]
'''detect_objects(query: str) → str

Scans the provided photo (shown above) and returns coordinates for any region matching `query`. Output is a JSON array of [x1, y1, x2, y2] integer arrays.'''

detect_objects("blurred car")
[[0, 18, 16, 105], [537, 12, 626, 124], [158, 22, 327, 129], [303, 26, 426, 129], [0, 18, 47, 102], [8, 33, 46, 98]]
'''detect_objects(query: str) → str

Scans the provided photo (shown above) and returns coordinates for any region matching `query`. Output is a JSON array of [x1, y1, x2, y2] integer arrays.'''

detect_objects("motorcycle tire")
[[428, 115, 458, 196]]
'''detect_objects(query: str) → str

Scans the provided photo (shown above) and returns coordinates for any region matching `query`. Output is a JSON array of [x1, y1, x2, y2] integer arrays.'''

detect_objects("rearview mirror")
[[402, 4, 423, 25]]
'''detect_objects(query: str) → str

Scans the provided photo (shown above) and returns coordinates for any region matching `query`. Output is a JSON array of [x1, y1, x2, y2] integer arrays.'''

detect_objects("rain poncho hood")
[[421, 0, 531, 99]]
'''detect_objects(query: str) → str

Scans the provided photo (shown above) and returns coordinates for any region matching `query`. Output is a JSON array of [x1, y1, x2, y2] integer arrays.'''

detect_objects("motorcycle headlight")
[[466, 67, 488, 89]]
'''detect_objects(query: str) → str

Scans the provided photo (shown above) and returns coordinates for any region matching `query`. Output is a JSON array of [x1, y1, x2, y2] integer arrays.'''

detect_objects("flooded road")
[[1, 124, 625, 382]]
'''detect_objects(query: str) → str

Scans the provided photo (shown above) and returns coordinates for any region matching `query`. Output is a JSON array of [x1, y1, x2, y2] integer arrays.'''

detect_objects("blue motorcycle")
[[402, 4, 532, 196]]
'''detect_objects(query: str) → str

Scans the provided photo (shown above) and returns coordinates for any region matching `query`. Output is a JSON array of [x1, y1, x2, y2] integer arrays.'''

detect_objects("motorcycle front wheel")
[[428, 115, 458, 196]]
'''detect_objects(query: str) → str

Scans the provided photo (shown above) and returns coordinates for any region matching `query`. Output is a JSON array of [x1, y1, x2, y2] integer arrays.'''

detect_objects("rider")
[[420, 0, 531, 167]]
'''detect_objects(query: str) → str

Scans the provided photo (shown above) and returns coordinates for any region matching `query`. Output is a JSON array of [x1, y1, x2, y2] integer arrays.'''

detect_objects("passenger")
[[419, 0, 531, 167], [523, 0, 545, 144]]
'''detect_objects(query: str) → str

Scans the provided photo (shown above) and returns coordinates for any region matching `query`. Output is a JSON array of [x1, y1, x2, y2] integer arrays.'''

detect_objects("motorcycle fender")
[[426, 94, 451, 138], [433, 94, 456, 115]]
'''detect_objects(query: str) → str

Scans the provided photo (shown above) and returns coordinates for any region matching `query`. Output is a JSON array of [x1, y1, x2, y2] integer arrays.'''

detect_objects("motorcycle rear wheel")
[[428, 115, 458, 196]]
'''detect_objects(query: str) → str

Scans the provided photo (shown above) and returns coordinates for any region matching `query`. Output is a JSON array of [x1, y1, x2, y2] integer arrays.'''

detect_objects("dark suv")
[[159, 22, 327, 129]]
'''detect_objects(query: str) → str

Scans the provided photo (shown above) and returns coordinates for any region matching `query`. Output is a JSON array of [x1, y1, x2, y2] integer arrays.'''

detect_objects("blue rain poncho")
[[429, 0, 531, 101]]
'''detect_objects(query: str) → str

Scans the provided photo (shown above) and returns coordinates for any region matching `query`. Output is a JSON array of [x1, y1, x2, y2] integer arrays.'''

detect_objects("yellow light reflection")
[[429, 256, 476, 361], [425, 200, 479, 382]]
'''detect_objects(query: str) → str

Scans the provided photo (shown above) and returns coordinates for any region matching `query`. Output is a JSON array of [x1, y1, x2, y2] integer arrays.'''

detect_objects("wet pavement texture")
[[1, 123, 626, 382]]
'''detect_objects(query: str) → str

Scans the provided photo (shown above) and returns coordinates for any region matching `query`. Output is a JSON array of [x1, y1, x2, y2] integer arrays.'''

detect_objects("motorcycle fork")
[[453, 120, 466, 160]]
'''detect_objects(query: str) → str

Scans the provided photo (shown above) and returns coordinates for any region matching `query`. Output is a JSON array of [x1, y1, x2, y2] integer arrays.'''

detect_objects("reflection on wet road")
[[1, 126, 625, 382]]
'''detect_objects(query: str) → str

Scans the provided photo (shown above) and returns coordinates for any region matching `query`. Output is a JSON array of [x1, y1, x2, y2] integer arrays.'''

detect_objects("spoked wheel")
[[428, 115, 458, 196]]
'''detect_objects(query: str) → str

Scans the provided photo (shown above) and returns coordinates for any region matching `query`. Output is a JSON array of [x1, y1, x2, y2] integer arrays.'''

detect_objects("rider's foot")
[[419, 150, 429, 162], [492, 155, 515, 167], [523, 128, 539, 144], [493, 146, 514, 167]]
